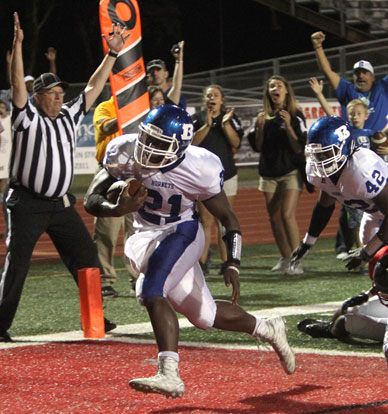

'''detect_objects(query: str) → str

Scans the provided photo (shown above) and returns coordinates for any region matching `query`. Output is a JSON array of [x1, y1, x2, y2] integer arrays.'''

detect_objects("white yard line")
[[1, 300, 383, 358], [0, 301, 339, 345]]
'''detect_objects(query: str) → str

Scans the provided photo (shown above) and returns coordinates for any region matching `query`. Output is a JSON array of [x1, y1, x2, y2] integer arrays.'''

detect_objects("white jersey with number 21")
[[103, 134, 225, 231]]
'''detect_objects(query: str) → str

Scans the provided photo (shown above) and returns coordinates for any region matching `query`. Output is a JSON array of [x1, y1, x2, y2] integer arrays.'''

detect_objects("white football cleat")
[[129, 356, 184, 398], [255, 316, 296, 375]]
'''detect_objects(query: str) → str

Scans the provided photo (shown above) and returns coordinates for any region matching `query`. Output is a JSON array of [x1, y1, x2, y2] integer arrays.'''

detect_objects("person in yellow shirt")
[[93, 96, 137, 297]]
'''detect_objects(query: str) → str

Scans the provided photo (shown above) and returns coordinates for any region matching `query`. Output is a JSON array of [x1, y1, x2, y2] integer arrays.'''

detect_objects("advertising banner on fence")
[[74, 112, 99, 174]]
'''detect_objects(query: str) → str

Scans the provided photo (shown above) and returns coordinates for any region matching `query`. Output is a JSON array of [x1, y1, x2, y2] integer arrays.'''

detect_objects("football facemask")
[[136, 123, 179, 168], [305, 142, 347, 177], [134, 104, 193, 169], [306, 116, 354, 178]]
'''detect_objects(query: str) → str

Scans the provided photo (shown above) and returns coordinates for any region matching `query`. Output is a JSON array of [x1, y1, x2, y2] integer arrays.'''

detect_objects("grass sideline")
[[12, 238, 382, 355]]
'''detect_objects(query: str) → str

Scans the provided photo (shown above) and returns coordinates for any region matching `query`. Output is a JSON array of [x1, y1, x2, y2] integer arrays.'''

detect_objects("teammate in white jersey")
[[84, 105, 296, 398], [290, 116, 388, 360], [291, 116, 388, 272]]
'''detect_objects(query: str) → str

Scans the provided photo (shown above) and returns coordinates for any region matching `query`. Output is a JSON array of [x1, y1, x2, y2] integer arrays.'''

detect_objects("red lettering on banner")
[[332, 106, 342, 117], [122, 63, 143, 81]]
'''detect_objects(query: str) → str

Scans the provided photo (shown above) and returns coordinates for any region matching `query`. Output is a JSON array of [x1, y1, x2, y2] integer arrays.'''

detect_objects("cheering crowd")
[[1, 10, 388, 399]]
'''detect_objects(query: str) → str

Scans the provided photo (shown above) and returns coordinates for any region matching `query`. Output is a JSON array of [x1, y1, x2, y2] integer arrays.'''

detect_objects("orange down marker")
[[99, 0, 150, 134], [78, 268, 105, 338]]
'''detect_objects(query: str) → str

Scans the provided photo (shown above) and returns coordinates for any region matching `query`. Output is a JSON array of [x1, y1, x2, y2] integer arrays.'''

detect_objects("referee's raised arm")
[[10, 12, 27, 109], [84, 23, 129, 113]]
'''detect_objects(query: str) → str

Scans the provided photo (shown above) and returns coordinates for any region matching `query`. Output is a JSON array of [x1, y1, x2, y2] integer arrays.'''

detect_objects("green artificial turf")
[[12, 238, 379, 355]]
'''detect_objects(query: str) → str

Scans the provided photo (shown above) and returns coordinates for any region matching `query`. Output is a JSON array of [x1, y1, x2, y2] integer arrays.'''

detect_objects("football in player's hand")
[[106, 180, 127, 203], [126, 178, 143, 197], [106, 178, 145, 203], [371, 131, 388, 152]]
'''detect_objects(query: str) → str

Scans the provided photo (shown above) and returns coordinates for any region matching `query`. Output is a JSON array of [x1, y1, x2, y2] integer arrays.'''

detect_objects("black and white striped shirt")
[[10, 93, 86, 198]]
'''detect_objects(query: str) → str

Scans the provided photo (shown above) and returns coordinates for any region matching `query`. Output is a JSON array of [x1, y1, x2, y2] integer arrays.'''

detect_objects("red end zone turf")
[[0, 341, 387, 414]]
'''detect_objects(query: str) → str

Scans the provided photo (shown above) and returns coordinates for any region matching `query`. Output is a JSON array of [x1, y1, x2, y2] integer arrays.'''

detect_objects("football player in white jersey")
[[291, 116, 388, 272], [298, 247, 388, 351], [291, 116, 388, 361], [84, 105, 296, 398]]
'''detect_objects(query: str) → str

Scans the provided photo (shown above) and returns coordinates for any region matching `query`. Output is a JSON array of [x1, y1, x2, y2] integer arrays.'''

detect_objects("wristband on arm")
[[108, 50, 118, 58], [223, 230, 242, 265], [302, 233, 318, 246], [364, 232, 385, 258]]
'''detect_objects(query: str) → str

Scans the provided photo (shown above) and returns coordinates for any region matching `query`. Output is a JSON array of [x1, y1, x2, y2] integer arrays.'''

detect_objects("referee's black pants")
[[0, 188, 99, 334]]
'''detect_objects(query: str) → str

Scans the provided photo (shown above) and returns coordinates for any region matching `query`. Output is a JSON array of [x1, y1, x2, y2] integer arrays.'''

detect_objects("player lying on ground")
[[298, 246, 388, 363], [84, 104, 296, 399], [291, 116, 388, 274]]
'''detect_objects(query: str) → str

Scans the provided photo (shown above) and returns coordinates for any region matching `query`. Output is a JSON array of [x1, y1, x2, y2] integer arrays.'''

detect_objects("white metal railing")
[[66, 37, 388, 109], [181, 37, 388, 105]]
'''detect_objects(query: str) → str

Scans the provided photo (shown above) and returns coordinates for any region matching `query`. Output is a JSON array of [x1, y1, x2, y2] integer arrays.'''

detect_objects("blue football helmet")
[[135, 104, 194, 168], [306, 116, 354, 177]]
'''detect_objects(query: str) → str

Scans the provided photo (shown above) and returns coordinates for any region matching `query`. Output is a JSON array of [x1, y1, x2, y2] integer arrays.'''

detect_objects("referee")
[[0, 12, 128, 342]]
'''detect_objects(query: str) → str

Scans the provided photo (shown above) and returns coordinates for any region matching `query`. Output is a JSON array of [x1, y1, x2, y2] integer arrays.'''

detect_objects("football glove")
[[341, 293, 369, 313], [343, 247, 371, 271], [290, 242, 313, 266]]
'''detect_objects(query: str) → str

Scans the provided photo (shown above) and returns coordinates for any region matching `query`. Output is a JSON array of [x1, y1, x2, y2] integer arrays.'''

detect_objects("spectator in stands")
[[45, 47, 57, 76], [0, 47, 57, 111], [192, 85, 243, 275], [0, 51, 13, 110], [23, 75, 34, 96], [0, 12, 126, 342], [148, 86, 165, 107], [148, 85, 179, 108], [311, 31, 388, 131], [146, 41, 186, 109], [0, 100, 8, 119], [93, 97, 138, 297], [254, 75, 307, 275]]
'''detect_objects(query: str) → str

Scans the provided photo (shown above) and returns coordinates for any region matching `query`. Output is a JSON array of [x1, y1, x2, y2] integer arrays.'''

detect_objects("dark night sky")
[[0, 0, 347, 89]]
